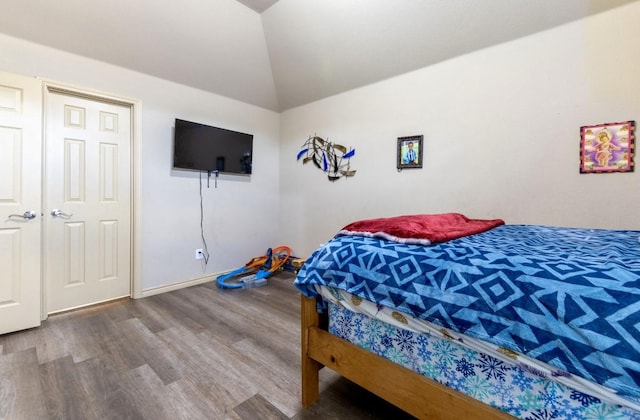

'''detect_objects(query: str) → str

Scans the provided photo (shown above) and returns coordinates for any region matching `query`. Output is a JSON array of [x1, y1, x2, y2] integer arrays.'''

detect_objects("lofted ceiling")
[[0, 0, 637, 111], [236, 0, 280, 13]]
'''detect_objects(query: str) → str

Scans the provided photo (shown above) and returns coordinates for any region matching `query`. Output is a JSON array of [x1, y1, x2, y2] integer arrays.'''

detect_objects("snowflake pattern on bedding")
[[328, 303, 640, 420], [296, 224, 640, 400]]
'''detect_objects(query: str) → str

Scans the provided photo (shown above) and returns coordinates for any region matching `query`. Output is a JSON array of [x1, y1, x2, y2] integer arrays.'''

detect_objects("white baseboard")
[[140, 272, 224, 298]]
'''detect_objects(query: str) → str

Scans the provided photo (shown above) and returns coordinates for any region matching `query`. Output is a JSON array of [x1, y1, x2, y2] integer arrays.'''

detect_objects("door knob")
[[8, 210, 37, 220], [50, 209, 73, 218]]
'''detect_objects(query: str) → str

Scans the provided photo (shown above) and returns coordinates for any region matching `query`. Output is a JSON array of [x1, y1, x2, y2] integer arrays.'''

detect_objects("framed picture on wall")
[[397, 135, 423, 170], [580, 121, 635, 173]]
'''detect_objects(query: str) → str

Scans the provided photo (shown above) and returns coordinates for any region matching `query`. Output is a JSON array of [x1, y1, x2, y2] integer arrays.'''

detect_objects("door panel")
[[45, 91, 131, 313], [0, 71, 42, 334]]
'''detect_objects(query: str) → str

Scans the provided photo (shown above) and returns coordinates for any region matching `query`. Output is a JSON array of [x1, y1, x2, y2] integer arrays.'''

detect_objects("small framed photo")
[[580, 121, 635, 173], [397, 135, 423, 170]]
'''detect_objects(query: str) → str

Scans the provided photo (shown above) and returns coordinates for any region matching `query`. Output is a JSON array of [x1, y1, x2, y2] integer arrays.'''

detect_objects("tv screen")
[[173, 119, 253, 175]]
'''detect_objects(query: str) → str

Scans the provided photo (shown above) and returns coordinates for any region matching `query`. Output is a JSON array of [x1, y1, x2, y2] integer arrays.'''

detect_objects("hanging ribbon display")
[[296, 135, 356, 181]]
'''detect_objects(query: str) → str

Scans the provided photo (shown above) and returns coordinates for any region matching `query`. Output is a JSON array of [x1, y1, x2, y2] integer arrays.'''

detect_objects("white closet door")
[[0, 71, 42, 334], [45, 89, 131, 313]]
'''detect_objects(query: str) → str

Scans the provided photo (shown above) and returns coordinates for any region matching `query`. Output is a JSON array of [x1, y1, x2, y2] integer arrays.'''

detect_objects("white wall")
[[279, 2, 640, 257], [0, 33, 281, 292]]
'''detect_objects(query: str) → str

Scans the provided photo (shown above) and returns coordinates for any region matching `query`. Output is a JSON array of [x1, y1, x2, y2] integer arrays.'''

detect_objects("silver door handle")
[[8, 210, 37, 220], [51, 209, 73, 218]]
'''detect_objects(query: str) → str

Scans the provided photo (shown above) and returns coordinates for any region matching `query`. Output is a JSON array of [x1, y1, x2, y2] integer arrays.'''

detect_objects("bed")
[[294, 213, 640, 419]]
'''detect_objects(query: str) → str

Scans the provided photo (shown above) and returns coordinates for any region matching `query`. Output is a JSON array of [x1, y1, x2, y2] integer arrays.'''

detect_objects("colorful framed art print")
[[580, 121, 635, 173]]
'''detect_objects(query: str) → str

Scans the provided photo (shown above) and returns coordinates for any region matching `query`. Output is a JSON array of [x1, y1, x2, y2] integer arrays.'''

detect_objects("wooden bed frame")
[[300, 294, 514, 419]]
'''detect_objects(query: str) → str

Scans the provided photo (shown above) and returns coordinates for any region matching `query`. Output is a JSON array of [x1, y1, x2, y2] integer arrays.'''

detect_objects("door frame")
[[41, 82, 143, 320]]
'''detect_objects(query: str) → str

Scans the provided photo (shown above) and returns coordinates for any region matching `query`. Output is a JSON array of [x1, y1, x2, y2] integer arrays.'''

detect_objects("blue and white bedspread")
[[294, 224, 640, 402]]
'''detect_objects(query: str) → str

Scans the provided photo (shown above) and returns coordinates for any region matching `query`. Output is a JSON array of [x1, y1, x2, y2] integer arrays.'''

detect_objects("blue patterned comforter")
[[294, 224, 640, 400]]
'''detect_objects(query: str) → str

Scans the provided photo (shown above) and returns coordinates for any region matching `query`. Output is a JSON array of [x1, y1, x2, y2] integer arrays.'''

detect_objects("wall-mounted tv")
[[173, 118, 253, 175]]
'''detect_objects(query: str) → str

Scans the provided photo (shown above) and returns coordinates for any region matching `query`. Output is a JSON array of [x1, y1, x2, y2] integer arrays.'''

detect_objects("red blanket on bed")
[[337, 213, 505, 245]]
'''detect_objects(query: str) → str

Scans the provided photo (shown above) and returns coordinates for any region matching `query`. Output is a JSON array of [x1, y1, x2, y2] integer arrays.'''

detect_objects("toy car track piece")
[[217, 246, 292, 289]]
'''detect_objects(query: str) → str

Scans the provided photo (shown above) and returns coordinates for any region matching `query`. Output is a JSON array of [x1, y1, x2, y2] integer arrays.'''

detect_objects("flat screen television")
[[173, 118, 253, 175]]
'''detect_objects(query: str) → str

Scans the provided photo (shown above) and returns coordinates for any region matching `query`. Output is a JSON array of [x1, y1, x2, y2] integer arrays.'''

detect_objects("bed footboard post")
[[301, 294, 324, 407]]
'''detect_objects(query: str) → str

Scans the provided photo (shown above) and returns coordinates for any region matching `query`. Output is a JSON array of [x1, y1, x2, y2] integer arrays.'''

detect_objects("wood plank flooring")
[[0, 273, 415, 419]]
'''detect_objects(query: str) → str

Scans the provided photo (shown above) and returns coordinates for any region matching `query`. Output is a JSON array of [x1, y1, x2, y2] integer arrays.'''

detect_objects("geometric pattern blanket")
[[294, 225, 640, 401]]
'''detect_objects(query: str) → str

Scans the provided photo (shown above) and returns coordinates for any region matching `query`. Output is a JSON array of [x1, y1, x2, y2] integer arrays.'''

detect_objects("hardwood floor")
[[0, 272, 415, 419]]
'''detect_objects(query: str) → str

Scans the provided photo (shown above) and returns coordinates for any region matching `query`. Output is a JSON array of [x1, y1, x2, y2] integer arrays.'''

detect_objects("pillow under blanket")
[[337, 212, 505, 245]]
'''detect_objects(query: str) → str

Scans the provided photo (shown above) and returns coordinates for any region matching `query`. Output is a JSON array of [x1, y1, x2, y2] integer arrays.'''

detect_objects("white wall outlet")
[[195, 249, 204, 260]]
